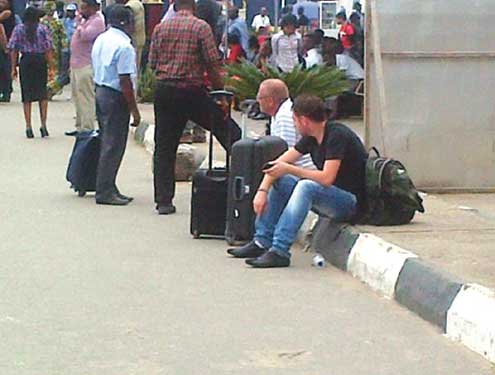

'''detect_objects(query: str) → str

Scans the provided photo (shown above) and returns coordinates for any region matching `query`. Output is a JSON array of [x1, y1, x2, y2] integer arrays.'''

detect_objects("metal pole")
[[274, 0, 279, 31]]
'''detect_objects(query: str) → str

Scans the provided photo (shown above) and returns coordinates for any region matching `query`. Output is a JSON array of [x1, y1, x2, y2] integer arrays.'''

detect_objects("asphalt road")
[[0, 93, 493, 375]]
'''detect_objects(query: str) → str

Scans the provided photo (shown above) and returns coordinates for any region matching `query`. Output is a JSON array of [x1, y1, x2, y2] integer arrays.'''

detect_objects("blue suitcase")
[[66, 130, 100, 197]]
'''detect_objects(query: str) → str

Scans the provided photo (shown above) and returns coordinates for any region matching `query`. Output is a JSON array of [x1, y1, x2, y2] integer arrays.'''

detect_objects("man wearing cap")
[[66, 0, 105, 136], [91, 4, 140, 206], [272, 14, 302, 72], [63, 3, 77, 43], [148, 0, 241, 215]]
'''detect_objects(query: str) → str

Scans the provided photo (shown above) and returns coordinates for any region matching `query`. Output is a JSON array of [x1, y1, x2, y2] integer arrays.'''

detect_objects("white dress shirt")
[[336, 54, 364, 80], [251, 14, 271, 31], [304, 48, 323, 68], [92, 27, 137, 92]]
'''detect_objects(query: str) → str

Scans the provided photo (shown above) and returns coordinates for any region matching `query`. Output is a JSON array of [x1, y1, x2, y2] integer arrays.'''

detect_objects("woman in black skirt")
[[8, 6, 53, 138]]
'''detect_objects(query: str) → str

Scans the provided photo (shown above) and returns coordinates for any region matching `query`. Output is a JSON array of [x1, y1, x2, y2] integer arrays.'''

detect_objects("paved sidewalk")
[[358, 193, 495, 290]]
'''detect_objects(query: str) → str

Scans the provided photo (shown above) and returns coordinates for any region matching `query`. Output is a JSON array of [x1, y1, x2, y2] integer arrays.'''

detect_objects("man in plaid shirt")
[[149, 0, 240, 215]]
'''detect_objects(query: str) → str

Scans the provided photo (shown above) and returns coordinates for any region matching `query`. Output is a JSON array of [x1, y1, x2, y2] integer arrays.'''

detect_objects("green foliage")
[[138, 67, 156, 103], [224, 61, 349, 101]]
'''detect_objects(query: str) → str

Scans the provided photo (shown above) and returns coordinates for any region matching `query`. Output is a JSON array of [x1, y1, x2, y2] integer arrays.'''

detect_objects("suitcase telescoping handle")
[[239, 99, 257, 139], [209, 90, 234, 171]]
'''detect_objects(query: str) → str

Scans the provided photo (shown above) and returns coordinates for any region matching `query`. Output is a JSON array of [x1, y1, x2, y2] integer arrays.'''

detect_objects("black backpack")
[[361, 148, 425, 226]]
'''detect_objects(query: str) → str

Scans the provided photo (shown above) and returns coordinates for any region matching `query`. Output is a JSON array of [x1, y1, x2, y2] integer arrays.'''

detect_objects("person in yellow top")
[[116, 0, 145, 74]]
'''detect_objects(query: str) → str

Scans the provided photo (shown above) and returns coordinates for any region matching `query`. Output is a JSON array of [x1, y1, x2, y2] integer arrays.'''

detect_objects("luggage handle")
[[369, 147, 381, 157], [209, 90, 234, 171], [239, 100, 257, 140], [234, 176, 250, 201]]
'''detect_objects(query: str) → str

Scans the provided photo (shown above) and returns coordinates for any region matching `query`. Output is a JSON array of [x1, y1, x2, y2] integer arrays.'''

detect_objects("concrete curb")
[[311, 217, 495, 364]]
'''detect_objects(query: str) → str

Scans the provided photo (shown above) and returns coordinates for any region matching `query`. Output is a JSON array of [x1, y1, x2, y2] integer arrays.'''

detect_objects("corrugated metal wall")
[[365, 0, 495, 190]]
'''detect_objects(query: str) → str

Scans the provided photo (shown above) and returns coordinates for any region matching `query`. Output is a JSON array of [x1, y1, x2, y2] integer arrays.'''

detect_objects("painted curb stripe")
[[311, 218, 359, 271], [447, 283, 495, 362], [347, 233, 417, 299], [394, 258, 464, 331]]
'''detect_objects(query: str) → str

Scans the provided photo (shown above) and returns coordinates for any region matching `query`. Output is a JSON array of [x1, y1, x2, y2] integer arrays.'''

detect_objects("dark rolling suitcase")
[[225, 135, 288, 245], [66, 130, 100, 197], [190, 91, 233, 239]]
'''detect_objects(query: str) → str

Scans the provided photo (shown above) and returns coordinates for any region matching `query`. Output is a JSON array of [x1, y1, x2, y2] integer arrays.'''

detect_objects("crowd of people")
[[0, 0, 368, 268]]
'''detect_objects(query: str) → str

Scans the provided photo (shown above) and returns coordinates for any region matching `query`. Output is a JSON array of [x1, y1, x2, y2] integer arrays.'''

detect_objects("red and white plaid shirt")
[[148, 10, 222, 88]]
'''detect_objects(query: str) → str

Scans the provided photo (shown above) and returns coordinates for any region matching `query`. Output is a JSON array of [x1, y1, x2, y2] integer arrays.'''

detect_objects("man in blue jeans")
[[227, 94, 368, 268]]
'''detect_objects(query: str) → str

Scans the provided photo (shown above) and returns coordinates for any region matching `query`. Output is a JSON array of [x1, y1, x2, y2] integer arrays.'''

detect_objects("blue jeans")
[[254, 175, 357, 258]]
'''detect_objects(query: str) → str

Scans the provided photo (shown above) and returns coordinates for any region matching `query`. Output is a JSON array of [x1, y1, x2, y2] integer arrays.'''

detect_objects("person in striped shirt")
[[256, 79, 315, 170]]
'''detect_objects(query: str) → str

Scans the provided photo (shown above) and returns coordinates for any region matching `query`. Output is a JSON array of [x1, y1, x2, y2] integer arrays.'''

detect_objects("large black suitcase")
[[66, 130, 100, 197], [225, 136, 288, 245], [190, 91, 233, 239]]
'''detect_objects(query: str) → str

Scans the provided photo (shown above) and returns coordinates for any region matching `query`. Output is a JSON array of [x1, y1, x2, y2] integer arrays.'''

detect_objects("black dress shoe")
[[157, 203, 176, 215], [65, 130, 78, 136], [40, 127, 49, 138], [245, 251, 290, 268], [26, 128, 34, 139], [96, 196, 130, 206], [117, 193, 134, 202], [227, 241, 267, 258]]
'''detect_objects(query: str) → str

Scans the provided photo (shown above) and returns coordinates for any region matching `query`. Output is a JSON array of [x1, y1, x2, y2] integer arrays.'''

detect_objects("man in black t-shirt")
[[227, 95, 368, 268], [297, 6, 309, 28]]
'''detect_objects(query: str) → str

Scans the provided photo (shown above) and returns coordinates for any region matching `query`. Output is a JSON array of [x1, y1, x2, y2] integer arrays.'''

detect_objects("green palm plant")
[[138, 67, 157, 103], [224, 61, 349, 101]]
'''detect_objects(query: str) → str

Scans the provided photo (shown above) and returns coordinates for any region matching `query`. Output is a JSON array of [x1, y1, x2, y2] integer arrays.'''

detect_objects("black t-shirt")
[[297, 14, 309, 27], [294, 122, 368, 210]]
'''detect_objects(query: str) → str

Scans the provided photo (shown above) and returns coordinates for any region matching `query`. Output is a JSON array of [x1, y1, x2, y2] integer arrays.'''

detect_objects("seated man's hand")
[[253, 190, 268, 216], [264, 161, 290, 179]]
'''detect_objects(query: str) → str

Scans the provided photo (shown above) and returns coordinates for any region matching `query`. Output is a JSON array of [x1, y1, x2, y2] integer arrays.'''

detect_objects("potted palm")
[[224, 61, 349, 101]]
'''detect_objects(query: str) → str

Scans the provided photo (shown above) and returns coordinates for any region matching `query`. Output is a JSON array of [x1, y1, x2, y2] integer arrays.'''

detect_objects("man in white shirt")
[[251, 7, 271, 31], [271, 14, 302, 72], [91, 4, 140, 205], [303, 32, 322, 68], [336, 53, 364, 81], [254, 80, 314, 170]]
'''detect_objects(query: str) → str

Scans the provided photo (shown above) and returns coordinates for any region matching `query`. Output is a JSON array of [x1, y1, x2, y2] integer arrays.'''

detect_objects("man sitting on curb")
[[228, 95, 368, 268], [256, 78, 314, 169]]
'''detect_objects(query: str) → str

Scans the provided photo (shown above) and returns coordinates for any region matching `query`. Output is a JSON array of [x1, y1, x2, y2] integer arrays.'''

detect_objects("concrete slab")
[[358, 194, 495, 289]]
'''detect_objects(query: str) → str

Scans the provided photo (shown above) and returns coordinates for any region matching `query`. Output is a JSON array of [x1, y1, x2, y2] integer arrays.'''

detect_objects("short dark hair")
[[297, 6, 304, 15], [81, 0, 99, 7], [293, 94, 328, 122], [106, 4, 133, 27], [314, 28, 324, 39], [336, 12, 347, 20], [280, 14, 297, 27], [228, 7, 239, 19], [227, 33, 240, 45], [176, 0, 195, 11]]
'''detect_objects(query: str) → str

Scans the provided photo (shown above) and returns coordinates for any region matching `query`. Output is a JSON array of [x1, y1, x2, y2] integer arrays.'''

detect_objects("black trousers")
[[153, 82, 241, 205], [95, 86, 130, 201]]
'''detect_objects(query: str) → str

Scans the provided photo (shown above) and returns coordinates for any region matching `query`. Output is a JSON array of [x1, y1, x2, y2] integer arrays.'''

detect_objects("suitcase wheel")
[[78, 190, 86, 197], [192, 229, 200, 239]]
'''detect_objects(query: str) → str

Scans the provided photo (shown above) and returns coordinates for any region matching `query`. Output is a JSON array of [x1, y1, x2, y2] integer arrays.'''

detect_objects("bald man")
[[255, 79, 314, 169]]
